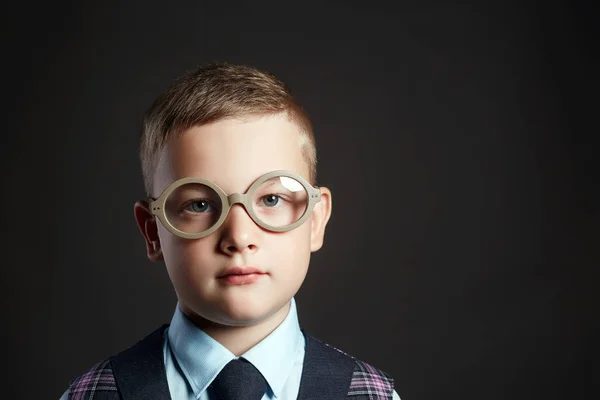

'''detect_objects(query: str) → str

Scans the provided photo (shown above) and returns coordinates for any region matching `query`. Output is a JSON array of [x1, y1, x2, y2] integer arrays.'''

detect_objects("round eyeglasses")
[[149, 170, 321, 239]]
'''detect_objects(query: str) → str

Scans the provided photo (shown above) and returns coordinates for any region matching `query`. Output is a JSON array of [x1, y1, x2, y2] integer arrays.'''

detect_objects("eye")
[[184, 200, 214, 213], [261, 194, 281, 207]]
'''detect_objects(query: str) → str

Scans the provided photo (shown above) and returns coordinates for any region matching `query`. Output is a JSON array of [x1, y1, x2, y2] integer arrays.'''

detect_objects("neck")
[[181, 301, 291, 356]]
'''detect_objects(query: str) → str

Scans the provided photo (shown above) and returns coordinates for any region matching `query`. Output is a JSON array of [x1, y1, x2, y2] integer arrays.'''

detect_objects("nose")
[[218, 204, 260, 255]]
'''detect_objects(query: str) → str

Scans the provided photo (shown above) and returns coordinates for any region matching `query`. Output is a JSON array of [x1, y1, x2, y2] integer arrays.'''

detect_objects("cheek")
[[158, 229, 217, 284], [269, 225, 312, 275]]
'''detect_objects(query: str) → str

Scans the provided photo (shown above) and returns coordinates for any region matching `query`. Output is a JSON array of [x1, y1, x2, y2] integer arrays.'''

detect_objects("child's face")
[[138, 113, 331, 327]]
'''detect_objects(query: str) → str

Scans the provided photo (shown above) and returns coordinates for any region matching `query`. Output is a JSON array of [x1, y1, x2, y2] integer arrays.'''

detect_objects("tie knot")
[[211, 359, 268, 400]]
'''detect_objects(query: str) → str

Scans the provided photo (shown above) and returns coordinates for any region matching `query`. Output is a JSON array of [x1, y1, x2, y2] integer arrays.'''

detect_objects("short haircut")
[[140, 62, 316, 196]]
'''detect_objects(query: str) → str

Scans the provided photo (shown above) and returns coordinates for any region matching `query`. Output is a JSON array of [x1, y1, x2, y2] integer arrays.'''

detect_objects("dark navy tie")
[[211, 359, 268, 400]]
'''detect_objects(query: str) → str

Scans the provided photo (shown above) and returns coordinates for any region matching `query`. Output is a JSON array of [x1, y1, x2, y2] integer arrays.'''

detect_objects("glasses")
[[150, 170, 321, 239]]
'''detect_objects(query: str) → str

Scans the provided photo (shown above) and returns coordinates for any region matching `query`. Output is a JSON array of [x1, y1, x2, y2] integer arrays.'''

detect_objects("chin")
[[216, 295, 284, 327]]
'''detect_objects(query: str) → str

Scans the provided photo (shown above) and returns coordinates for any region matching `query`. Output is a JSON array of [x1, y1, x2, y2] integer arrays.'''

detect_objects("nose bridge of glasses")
[[227, 193, 246, 206], [224, 193, 255, 223]]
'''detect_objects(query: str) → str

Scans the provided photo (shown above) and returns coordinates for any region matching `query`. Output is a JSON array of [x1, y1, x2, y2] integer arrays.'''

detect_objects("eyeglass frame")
[[149, 170, 322, 239]]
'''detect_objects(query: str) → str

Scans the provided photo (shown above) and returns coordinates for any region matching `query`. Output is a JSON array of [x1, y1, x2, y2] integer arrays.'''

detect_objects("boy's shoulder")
[[66, 325, 168, 399], [303, 332, 395, 398], [67, 358, 118, 399], [67, 326, 395, 399]]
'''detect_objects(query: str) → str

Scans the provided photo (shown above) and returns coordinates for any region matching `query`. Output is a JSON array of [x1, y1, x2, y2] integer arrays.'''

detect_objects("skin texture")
[[133, 113, 332, 355]]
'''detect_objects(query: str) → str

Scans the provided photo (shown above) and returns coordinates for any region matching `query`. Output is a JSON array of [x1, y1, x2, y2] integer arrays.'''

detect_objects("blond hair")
[[140, 62, 317, 195]]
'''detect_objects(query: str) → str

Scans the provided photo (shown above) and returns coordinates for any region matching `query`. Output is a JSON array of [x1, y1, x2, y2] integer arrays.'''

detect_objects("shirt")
[[60, 298, 400, 399]]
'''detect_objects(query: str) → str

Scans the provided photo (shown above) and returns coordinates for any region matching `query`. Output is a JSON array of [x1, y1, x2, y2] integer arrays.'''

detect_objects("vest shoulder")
[[67, 325, 168, 399], [306, 334, 395, 398], [347, 358, 395, 398], [68, 358, 119, 398]]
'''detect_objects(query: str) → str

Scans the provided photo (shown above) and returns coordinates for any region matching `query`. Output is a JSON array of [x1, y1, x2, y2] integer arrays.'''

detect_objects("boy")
[[61, 62, 400, 400]]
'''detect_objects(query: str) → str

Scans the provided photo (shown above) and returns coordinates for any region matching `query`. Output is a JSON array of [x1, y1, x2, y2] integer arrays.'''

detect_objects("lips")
[[217, 266, 266, 285]]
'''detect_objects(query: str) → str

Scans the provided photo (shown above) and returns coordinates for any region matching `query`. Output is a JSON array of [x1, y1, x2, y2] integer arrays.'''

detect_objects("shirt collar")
[[167, 298, 304, 398], [241, 298, 304, 398]]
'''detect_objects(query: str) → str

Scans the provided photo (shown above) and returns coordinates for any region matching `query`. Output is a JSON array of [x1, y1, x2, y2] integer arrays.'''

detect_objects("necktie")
[[211, 358, 268, 400]]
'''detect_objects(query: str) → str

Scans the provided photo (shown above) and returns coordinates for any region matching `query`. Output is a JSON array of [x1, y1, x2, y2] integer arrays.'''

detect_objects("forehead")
[[153, 113, 309, 194]]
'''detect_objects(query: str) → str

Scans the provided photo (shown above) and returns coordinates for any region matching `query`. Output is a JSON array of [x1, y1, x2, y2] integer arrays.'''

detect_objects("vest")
[[67, 325, 394, 399]]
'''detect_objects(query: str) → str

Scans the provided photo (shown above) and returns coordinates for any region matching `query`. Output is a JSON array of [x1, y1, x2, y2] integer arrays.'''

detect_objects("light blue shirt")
[[164, 298, 305, 399], [61, 298, 400, 399]]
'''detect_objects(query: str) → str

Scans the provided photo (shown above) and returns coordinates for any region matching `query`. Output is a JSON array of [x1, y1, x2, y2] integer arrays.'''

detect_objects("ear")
[[133, 200, 164, 262], [310, 187, 332, 252]]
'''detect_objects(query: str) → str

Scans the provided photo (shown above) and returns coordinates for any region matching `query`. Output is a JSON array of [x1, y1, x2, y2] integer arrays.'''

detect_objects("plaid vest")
[[67, 325, 394, 400]]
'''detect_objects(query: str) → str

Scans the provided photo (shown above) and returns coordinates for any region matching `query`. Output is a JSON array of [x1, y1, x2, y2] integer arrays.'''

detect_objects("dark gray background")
[[2, 1, 598, 399]]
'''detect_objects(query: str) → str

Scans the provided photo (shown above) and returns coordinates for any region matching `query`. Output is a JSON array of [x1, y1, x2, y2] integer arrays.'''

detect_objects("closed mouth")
[[218, 266, 265, 278]]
